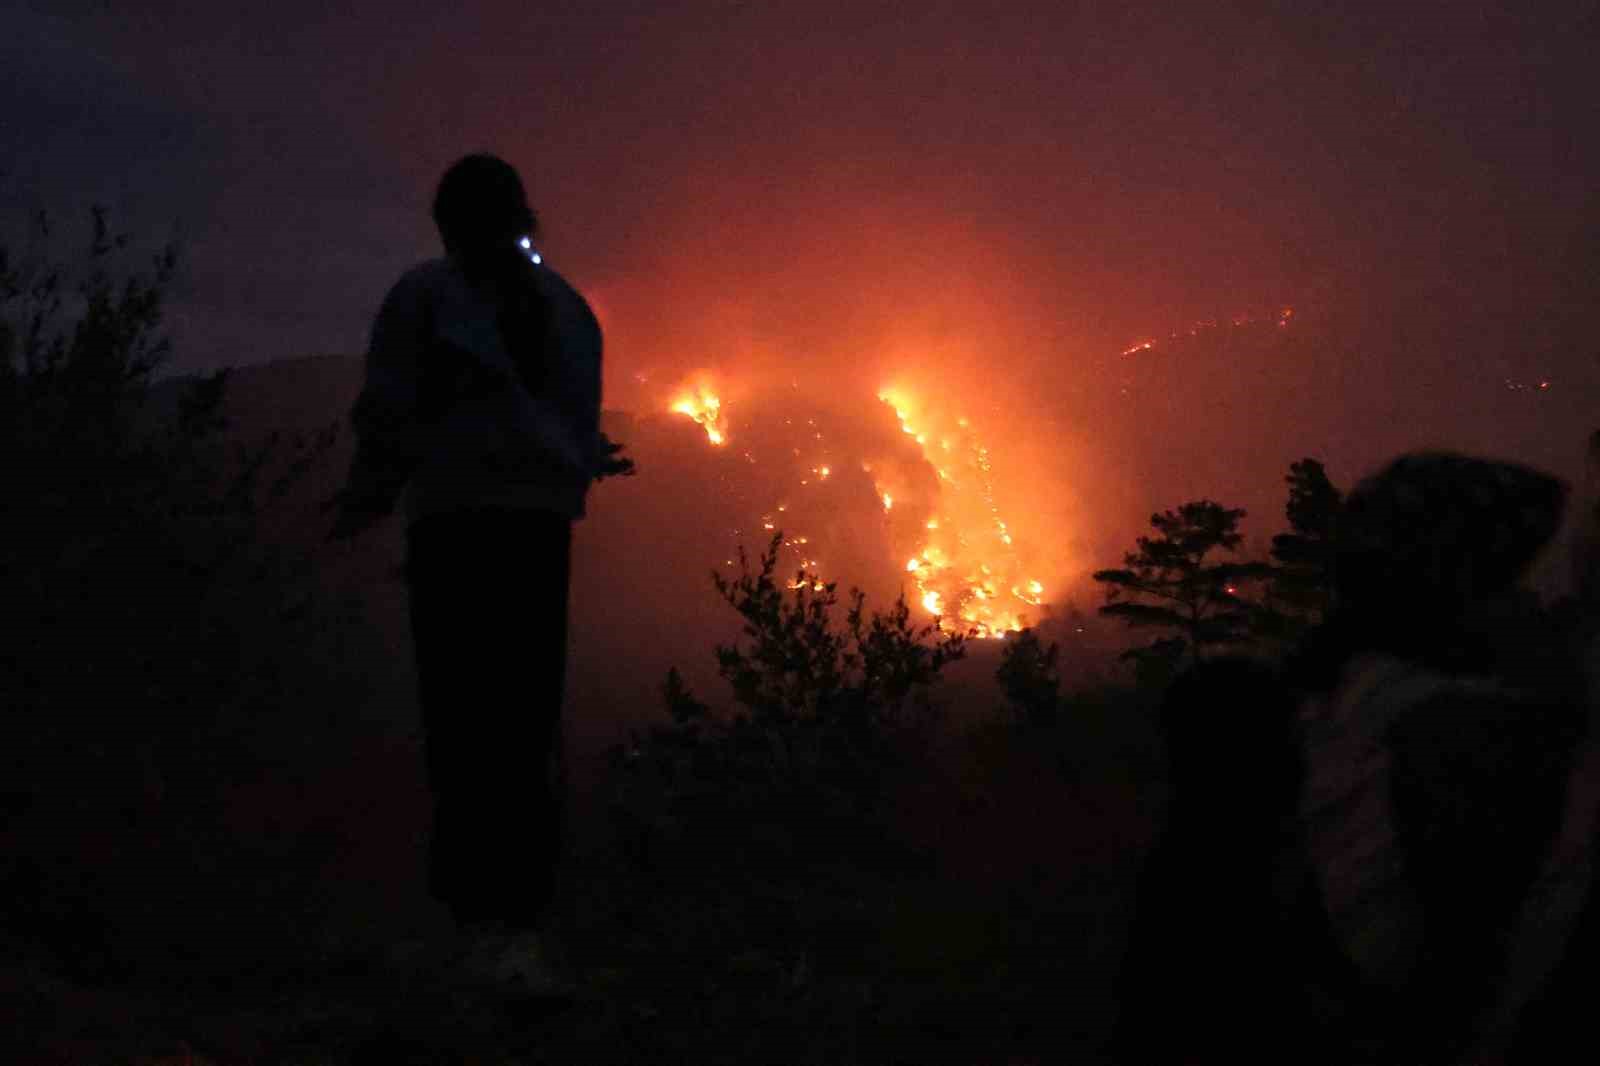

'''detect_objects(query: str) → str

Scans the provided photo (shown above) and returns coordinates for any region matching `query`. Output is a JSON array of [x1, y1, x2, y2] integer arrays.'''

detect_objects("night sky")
[[7, 0, 1597, 573]]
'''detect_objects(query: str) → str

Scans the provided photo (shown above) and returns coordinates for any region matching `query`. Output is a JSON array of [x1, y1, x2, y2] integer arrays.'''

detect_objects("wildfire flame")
[[670, 386, 727, 445], [657, 311, 1300, 641], [665, 374, 1049, 640], [873, 386, 1044, 639]]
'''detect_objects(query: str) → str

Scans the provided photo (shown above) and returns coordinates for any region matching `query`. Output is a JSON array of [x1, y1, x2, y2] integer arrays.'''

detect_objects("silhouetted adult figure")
[[1112, 656, 1371, 1065], [1503, 431, 1600, 1063], [1291, 452, 1583, 1064], [333, 153, 622, 991]]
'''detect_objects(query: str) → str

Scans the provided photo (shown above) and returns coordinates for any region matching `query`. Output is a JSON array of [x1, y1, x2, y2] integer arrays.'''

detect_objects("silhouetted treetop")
[[1275, 459, 1340, 565], [1093, 499, 1271, 665], [1267, 458, 1342, 627]]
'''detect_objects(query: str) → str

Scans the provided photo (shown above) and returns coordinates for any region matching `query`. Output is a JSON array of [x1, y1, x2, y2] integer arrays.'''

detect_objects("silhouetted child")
[[333, 153, 623, 994], [1112, 656, 1370, 1065]]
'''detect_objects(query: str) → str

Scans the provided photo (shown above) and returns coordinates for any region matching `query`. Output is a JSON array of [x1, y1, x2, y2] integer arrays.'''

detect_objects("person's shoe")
[[494, 929, 577, 1001], [380, 935, 435, 973], [454, 925, 575, 1000]]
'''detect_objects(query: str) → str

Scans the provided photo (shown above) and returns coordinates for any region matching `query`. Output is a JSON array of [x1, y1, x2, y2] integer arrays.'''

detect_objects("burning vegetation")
[[645, 307, 1317, 646], [669, 384, 727, 446], [872, 386, 1046, 639], [665, 377, 1050, 640]]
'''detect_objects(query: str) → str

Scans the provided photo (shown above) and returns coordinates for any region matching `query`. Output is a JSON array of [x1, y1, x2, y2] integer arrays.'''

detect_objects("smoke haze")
[[8, 0, 1596, 630]]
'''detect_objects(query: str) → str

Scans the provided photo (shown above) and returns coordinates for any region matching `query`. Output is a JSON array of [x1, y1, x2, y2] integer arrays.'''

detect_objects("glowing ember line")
[[1119, 306, 1297, 358]]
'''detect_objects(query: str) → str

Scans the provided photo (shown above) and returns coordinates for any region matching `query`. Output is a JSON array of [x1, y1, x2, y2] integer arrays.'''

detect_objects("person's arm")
[[539, 274, 610, 482], [575, 301, 605, 479], [331, 271, 430, 537]]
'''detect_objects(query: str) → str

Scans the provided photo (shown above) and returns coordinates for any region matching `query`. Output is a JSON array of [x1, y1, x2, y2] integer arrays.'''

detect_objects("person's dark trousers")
[[406, 506, 572, 930]]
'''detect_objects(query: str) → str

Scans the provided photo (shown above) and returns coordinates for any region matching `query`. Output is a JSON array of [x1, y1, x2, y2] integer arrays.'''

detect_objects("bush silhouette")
[[611, 532, 965, 869], [995, 628, 1061, 729], [2, 208, 333, 831]]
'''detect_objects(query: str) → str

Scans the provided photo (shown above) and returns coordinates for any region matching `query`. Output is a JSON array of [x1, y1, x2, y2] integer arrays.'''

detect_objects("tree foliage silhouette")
[[2, 208, 332, 787], [996, 628, 1061, 728], [1268, 458, 1342, 624], [703, 532, 967, 742], [612, 533, 965, 866], [2, 208, 176, 470], [1092, 500, 1270, 668]]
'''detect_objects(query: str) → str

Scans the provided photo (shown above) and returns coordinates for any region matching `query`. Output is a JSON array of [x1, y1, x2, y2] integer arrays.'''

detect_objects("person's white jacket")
[[345, 255, 603, 522]]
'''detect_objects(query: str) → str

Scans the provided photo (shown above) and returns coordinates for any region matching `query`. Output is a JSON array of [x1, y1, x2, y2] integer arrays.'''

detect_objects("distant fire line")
[[1120, 306, 1295, 358]]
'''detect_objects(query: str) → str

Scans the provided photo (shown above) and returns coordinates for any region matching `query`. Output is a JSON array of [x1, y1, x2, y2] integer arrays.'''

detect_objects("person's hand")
[[325, 489, 391, 542], [594, 434, 636, 481], [327, 507, 384, 542]]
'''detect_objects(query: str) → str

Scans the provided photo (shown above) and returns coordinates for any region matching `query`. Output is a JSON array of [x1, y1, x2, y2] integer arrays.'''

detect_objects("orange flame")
[[670, 386, 727, 445], [668, 375, 1050, 640], [873, 386, 1045, 639]]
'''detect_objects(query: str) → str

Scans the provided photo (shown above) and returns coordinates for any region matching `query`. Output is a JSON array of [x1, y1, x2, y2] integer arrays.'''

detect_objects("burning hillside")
[[662, 377, 1054, 639], [628, 308, 1324, 643], [137, 299, 1583, 745]]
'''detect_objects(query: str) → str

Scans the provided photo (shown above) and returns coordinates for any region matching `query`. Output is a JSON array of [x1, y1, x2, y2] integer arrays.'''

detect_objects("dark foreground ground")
[[1, 678, 1164, 1066]]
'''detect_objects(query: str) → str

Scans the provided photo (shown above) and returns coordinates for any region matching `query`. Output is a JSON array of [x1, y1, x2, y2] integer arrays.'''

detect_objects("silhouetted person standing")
[[1292, 452, 1582, 1063], [333, 154, 614, 989]]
